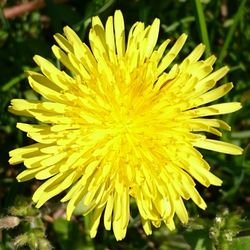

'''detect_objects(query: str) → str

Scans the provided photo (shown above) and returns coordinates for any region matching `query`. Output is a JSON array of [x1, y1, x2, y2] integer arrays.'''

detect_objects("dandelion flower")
[[9, 10, 242, 240]]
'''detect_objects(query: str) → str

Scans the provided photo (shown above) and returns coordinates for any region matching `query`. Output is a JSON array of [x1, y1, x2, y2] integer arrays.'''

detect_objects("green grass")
[[1, 0, 250, 249]]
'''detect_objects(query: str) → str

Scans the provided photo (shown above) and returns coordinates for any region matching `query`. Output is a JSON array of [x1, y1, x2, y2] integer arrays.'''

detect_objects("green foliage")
[[229, 236, 250, 250], [1, 197, 52, 249], [1, 0, 250, 249]]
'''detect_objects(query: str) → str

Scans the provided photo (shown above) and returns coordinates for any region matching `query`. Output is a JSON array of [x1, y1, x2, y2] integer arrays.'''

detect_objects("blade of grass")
[[1, 67, 39, 92], [0, 5, 9, 29], [83, 215, 95, 250], [216, 0, 247, 67], [192, 0, 211, 57], [1, 73, 26, 92]]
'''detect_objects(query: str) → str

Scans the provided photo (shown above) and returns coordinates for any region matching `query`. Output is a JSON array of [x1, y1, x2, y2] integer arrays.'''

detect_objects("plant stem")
[[216, 0, 247, 67], [193, 0, 211, 57]]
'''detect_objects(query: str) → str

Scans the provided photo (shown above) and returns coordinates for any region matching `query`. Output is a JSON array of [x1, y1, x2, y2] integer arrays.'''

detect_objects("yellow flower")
[[9, 10, 242, 240]]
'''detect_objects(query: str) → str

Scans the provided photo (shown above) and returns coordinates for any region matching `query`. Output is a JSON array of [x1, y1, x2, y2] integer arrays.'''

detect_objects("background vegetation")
[[0, 0, 250, 249]]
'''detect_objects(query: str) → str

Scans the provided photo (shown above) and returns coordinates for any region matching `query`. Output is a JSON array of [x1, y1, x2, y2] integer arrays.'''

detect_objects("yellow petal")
[[188, 102, 242, 117], [193, 139, 243, 155], [114, 10, 125, 56], [90, 205, 106, 238], [145, 18, 160, 58], [157, 33, 187, 75], [193, 82, 234, 107], [54, 33, 73, 53]]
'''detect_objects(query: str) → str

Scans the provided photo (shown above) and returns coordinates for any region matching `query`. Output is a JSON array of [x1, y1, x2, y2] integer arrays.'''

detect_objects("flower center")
[[112, 103, 134, 135]]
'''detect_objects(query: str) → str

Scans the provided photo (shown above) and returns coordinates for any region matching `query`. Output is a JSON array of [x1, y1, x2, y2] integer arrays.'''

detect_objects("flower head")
[[9, 10, 242, 240]]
